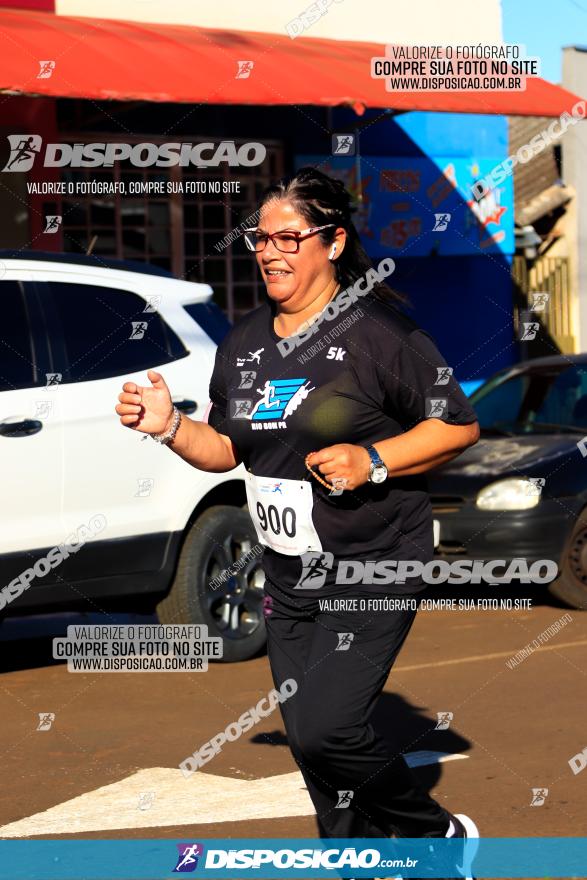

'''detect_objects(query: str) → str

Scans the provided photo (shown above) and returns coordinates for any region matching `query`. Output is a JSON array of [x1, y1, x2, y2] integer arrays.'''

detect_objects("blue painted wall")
[[292, 109, 515, 384]]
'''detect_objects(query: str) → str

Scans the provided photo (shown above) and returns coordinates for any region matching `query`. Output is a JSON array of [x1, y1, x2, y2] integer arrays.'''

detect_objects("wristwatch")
[[366, 445, 388, 484]]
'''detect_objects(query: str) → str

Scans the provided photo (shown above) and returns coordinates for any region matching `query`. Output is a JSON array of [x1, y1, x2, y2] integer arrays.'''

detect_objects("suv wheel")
[[156, 505, 266, 662], [549, 511, 587, 610]]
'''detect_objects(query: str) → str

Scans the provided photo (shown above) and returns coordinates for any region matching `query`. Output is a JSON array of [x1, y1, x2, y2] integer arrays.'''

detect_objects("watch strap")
[[366, 445, 384, 468]]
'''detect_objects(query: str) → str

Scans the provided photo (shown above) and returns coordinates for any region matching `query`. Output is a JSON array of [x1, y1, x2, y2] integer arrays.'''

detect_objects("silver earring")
[[329, 244, 337, 260]]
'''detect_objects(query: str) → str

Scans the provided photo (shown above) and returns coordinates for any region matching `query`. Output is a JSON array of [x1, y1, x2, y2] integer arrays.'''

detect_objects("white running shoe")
[[351, 814, 480, 880], [420, 812, 481, 879], [453, 813, 480, 880]]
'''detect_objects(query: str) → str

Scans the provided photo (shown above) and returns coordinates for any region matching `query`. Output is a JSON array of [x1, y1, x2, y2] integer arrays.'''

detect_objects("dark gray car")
[[428, 353, 587, 608]]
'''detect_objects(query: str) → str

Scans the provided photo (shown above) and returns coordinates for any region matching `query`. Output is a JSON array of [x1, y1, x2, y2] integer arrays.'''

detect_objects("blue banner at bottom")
[[0, 837, 585, 879]]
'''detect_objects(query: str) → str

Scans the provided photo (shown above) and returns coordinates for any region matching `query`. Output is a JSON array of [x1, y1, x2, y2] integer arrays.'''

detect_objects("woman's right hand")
[[115, 369, 175, 435]]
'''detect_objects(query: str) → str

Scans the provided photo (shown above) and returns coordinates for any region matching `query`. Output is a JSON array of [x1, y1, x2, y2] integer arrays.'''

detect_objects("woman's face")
[[255, 199, 343, 311]]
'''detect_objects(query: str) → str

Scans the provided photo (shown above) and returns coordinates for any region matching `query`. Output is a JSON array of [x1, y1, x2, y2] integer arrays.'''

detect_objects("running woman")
[[115, 167, 481, 877]]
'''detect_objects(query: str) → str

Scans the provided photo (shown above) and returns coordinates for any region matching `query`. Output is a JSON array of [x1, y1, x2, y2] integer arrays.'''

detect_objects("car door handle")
[[172, 398, 198, 415], [0, 418, 43, 437]]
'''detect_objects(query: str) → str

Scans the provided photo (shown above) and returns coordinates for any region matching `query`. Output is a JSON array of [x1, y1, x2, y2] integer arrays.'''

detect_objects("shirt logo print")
[[250, 378, 315, 421], [236, 348, 264, 367]]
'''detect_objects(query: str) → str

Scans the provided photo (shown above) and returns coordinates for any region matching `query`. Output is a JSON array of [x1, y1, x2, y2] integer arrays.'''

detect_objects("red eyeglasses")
[[242, 224, 336, 253]]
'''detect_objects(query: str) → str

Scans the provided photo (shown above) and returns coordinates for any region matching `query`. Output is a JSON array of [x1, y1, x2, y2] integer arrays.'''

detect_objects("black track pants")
[[263, 581, 452, 839]]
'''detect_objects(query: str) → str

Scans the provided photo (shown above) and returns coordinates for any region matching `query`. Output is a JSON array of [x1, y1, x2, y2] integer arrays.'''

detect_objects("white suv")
[[0, 252, 265, 662]]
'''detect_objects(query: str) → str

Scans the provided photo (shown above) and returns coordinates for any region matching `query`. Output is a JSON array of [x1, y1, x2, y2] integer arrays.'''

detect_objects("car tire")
[[156, 505, 266, 662], [548, 512, 587, 610]]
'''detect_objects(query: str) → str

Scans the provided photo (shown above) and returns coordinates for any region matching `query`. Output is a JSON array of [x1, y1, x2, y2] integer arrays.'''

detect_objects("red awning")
[[0, 8, 583, 116]]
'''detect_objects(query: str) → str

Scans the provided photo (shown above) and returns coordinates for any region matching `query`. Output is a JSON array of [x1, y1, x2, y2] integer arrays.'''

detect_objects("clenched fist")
[[306, 443, 372, 491]]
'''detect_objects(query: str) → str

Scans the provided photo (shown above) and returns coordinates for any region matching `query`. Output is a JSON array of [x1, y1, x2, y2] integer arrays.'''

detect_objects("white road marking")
[[0, 753, 468, 838], [394, 638, 587, 672], [0, 769, 312, 838]]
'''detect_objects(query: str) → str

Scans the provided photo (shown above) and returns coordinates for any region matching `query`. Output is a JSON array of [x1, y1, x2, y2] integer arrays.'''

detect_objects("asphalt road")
[[0, 590, 585, 878]]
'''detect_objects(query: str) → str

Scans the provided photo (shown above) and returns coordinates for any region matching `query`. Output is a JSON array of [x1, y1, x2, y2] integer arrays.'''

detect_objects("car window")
[[42, 282, 187, 383], [471, 364, 587, 431], [533, 366, 587, 426], [471, 373, 528, 427], [0, 280, 40, 391], [183, 301, 232, 346]]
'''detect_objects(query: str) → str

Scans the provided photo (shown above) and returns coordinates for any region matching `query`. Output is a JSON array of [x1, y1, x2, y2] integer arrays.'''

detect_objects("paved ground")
[[0, 588, 585, 878]]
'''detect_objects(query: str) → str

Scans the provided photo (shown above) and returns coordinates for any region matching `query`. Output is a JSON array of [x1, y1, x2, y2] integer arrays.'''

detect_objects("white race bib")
[[245, 472, 322, 556]]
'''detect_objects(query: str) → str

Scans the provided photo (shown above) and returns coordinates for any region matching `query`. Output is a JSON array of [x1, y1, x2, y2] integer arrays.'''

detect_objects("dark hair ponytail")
[[258, 166, 409, 308]]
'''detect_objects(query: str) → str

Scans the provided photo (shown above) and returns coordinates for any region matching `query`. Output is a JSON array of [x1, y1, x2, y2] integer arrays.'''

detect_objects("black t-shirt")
[[206, 290, 477, 596]]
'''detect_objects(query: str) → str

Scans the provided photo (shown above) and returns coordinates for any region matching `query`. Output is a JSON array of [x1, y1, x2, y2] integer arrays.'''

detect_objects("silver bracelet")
[[150, 406, 181, 445]]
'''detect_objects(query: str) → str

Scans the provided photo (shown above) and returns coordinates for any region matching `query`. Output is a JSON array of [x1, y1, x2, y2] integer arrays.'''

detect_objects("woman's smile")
[[264, 268, 292, 281]]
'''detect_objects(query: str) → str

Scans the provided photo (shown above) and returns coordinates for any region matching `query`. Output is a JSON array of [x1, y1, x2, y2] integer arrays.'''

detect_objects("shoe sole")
[[353, 814, 479, 880], [454, 813, 480, 880]]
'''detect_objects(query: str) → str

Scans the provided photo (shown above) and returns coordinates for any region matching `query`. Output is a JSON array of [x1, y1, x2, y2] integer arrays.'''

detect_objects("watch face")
[[371, 464, 388, 484]]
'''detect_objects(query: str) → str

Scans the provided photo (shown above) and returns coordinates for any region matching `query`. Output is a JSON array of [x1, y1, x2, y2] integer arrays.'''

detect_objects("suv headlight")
[[476, 478, 542, 510]]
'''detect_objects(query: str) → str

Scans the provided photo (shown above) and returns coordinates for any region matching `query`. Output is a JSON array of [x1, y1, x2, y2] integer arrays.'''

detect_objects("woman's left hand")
[[306, 444, 373, 491]]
